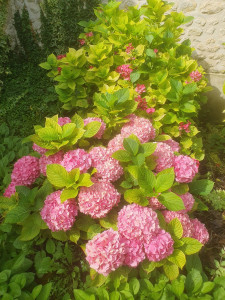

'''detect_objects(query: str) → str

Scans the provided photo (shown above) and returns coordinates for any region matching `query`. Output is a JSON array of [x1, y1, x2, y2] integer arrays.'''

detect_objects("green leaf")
[[110, 291, 120, 300], [145, 34, 154, 44], [189, 180, 214, 196], [123, 138, 139, 155], [69, 168, 80, 182], [114, 88, 130, 103], [46, 164, 71, 188], [20, 213, 46, 241], [141, 143, 157, 157], [0, 196, 17, 209], [75, 215, 96, 232], [111, 150, 131, 162], [62, 123, 76, 138], [87, 224, 102, 239], [138, 167, 155, 193], [46, 239, 55, 254], [60, 189, 78, 203], [73, 289, 95, 300], [130, 72, 140, 83], [129, 278, 140, 295], [158, 192, 185, 211], [163, 262, 179, 280], [71, 114, 84, 128], [37, 127, 59, 141], [155, 168, 175, 193], [124, 189, 148, 206], [171, 275, 185, 298], [132, 153, 145, 167], [100, 210, 118, 231], [183, 83, 197, 95], [181, 237, 203, 255], [32, 285, 42, 299], [51, 231, 68, 241], [69, 227, 80, 244], [185, 269, 203, 294], [146, 49, 156, 58], [83, 121, 101, 138], [78, 173, 93, 187], [90, 268, 107, 287], [36, 283, 52, 300], [201, 282, 215, 294], [167, 249, 186, 269], [5, 205, 30, 224], [171, 184, 189, 195]]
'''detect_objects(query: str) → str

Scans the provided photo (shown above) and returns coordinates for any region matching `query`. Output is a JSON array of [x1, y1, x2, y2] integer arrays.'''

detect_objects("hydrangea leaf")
[[180, 237, 203, 255], [141, 142, 157, 157], [60, 189, 78, 203], [138, 167, 156, 193], [168, 218, 183, 240], [111, 150, 131, 162], [155, 167, 175, 193], [123, 138, 139, 156], [46, 164, 72, 188], [68, 227, 80, 244], [167, 249, 186, 269], [124, 189, 148, 206], [83, 121, 101, 138], [188, 179, 214, 196], [158, 192, 185, 211], [163, 261, 179, 280]]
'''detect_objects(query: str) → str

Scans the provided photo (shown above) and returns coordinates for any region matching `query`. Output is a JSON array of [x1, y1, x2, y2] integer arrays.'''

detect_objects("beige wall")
[[6, 0, 225, 120]]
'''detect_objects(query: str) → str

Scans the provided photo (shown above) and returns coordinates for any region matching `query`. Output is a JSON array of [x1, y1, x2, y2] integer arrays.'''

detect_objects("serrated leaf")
[[75, 215, 96, 232], [71, 114, 84, 128], [62, 123, 76, 138], [163, 262, 179, 280], [124, 189, 148, 206], [167, 249, 186, 269], [37, 127, 59, 141], [141, 143, 157, 157], [5, 205, 30, 224], [20, 213, 46, 241], [83, 121, 101, 138], [129, 278, 140, 295], [189, 180, 214, 196], [138, 167, 155, 193], [123, 138, 139, 155], [111, 150, 131, 162], [99, 210, 118, 230], [78, 173, 93, 187], [46, 164, 71, 188], [181, 237, 203, 255], [185, 269, 203, 294], [171, 184, 189, 195], [168, 218, 183, 239], [51, 231, 68, 241], [155, 168, 175, 193], [60, 189, 78, 203], [130, 72, 140, 83], [201, 282, 215, 294], [69, 168, 80, 182], [171, 275, 185, 297], [69, 227, 80, 244], [158, 192, 185, 211]]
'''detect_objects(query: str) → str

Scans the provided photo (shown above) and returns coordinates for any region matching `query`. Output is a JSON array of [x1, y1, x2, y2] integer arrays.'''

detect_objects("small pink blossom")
[[190, 70, 202, 82], [116, 64, 133, 80], [153, 142, 174, 172], [126, 43, 134, 53], [148, 197, 165, 210], [179, 121, 191, 133], [85, 32, 93, 37], [162, 211, 193, 237], [4, 182, 16, 198], [39, 151, 64, 176], [32, 143, 47, 155], [174, 155, 199, 183], [146, 108, 155, 114], [57, 54, 66, 60], [78, 181, 120, 218], [135, 84, 146, 94], [86, 229, 125, 276], [135, 95, 148, 111], [122, 238, 145, 267], [144, 229, 174, 261], [40, 190, 78, 232], [11, 156, 40, 186], [79, 39, 86, 45], [154, 49, 158, 53], [83, 117, 106, 139], [61, 149, 92, 173], [58, 117, 71, 126], [118, 204, 160, 242], [191, 219, 209, 244], [107, 134, 125, 155], [89, 66, 94, 69]]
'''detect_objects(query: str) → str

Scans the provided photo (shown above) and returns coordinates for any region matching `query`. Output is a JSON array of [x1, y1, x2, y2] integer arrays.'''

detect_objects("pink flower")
[[179, 121, 191, 133], [78, 181, 120, 218], [89, 147, 123, 182], [153, 142, 174, 172], [162, 139, 180, 153], [135, 95, 148, 111], [85, 32, 93, 37], [107, 134, 125, 155], [40, 190, 78, 232], [191, 219, 209, 244], [4, 182, 16, 198], [154, 49, 158, 53], [118, 204, 160, 242], [135, 84, 146, 94], [146, 108, 155, 114], [61, 149, 92, 173], [179, 193, 195, 214], [89, 66, 94, 69], [126, 43, 134, 53], [85, 229, 125, 276], [11, 156, 40, 186], [162, 211, 193, 237], [122, 238, 145, 267], [148, 197, 165, 210], [190, 70, 202, 82], [83, 117, 106, 139], [121, 114, 156, 143], [116, 64, 133, 80], [144, 229, 174, 261], [79, 39, 86, 45], [57, 54, 66, 60], [174, 155, 199, 183], [32, 143, 47, 155], [39, 151, 64, 176], [58, 117, 71, 126]]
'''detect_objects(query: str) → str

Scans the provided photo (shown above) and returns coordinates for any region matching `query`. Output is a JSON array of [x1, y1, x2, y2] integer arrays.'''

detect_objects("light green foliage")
[[210, 247, 225, 278], [41, 0, 211, 159], [203, 189, 225, 211], [27, 114, 101, 155]]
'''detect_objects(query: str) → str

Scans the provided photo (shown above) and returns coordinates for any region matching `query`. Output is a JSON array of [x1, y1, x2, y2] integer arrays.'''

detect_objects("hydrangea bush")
[[1, 111, 213, 283], [40, 0, 211, 160]]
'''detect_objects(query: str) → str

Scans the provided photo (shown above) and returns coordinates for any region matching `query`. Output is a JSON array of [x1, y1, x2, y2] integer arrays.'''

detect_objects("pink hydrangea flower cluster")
[[32, 144, 47, 155], [162, 210, 209, 244], [146, 108, 155, 114], [3, 182, 16, 198], [126, 43, 134, 53], [173, 155, 199, 183], [122, 238, 146, 267], [61, 149, 92, 173], [149, 197, 165, 210], [85, 229, 125, 276], [78, 181, 120, 218], [179, 121, 191, 133], [107, 134, 125, 155], [83, 117, 106, 139], [58, 117, 71, 126], [190, 70, 202, 82], [11, 156, 40, 186], [153, 142, 174, 172], [135, 95, 148, 111], [40, 190, 78, 232], [179, 192, 195, 213], [116, 64, 133, 80], [162, 139, 180, 153], [57, 54, 66, 60], [89, 147, 123, 182], [135, 84, 146, 94], [85, 32, 93, 37], [39, 151, 64, 176], [144, 229, 174, 261]]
